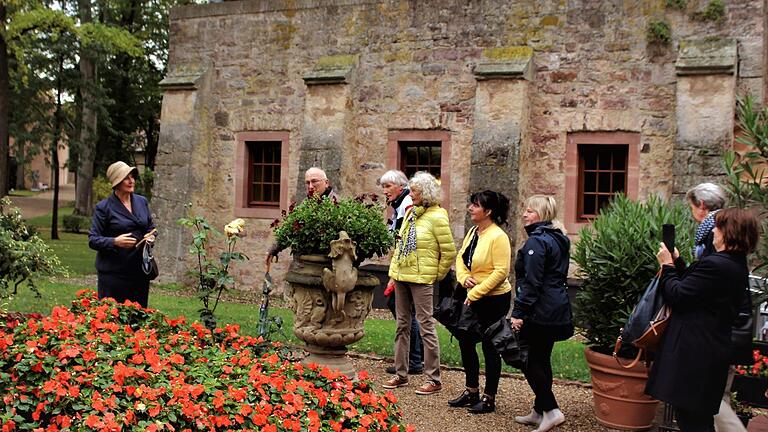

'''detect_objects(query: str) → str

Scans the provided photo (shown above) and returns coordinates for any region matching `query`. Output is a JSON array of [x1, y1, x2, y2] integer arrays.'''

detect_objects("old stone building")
[[153, 0, 767, 293]]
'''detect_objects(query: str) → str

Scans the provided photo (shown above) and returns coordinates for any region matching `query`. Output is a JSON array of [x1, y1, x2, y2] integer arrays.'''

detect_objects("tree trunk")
[[0, 5, 10, 198], [50, 54, 64, 240], [74, 0, 96, 216]]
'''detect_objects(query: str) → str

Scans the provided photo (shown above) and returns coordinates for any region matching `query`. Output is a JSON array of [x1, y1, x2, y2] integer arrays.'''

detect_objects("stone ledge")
[[675, 37, 737, 76], [170, 0, 381, 20], [159, 65, 209, 91], [474, 46, 534, 81], [304, 54, 358, 85]]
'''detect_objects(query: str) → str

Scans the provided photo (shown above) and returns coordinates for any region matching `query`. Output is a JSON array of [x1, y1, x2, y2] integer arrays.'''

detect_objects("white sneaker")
[[532, 409, 565, 432], [514, 409, 542, 426]]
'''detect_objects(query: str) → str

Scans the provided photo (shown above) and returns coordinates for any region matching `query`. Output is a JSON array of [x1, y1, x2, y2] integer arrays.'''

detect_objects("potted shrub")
[[573, 194, 696, 430], [731, 391, 756, 427], [270, 193, 393, 376]]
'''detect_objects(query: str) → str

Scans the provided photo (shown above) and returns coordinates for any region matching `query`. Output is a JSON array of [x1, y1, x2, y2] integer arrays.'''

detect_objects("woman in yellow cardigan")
[[447, 190, 512, 414], [383, 171, 456, 395]]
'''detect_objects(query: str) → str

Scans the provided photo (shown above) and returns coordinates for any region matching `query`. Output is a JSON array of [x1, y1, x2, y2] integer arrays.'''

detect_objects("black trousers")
[[521, 323, 558, 412], [458, 291, 511, 396], [675, 407, 715, 432]]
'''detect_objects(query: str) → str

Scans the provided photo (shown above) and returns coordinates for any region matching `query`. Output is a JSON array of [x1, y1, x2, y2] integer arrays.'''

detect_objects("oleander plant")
[[0, 291, 412, 431]]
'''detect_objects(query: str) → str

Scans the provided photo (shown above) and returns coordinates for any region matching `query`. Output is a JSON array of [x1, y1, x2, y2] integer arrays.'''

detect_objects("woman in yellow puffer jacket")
[[383, 171, 457, 395]]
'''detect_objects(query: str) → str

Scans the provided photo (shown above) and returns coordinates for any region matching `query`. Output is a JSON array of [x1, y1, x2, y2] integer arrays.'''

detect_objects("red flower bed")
[[736, 350, 768, 378], [0, 291, 413, 431]]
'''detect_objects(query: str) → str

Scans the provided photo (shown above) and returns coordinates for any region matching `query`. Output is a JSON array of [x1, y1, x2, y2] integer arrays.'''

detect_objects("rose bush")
[[0, 291, 412, 431]]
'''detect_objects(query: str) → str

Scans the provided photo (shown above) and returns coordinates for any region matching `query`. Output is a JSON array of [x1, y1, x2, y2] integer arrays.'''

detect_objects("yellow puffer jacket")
[[389, 205, 457, 285]]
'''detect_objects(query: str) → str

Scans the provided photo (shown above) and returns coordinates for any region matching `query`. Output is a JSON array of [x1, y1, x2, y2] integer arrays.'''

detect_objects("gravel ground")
[[350, 356, 610, 432]]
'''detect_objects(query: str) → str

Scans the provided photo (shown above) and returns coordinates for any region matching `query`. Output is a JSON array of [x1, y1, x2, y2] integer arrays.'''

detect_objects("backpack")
[[613, 272, 671, 369]]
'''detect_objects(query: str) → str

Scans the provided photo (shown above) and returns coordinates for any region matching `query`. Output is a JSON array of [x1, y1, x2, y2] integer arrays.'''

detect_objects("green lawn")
[[25, 206, 74, 229], [9, 218, 591, 382], [7, 189, 41, 197]]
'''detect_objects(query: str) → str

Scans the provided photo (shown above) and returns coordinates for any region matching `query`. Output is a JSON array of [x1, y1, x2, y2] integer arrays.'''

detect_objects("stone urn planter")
[[584, 347, 659, 431], [286, 249, 379, 378]]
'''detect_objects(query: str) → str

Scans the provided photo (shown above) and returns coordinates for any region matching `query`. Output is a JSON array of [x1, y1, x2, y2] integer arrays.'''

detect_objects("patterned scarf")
[[694, 209, 720, 259], [397, 206, 425, 262]]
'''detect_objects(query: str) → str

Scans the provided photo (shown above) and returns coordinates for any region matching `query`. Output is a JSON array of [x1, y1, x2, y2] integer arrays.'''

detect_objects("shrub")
[[92, 175, 113, 203], [724, 94, 768, 298], [573, 194, 696, 356], [0, 198, 64, 297], [693, 0, 726, 22], [272, 194, 393, 261], [135, 168, 154, 201], [647, 20, 671, 45], [0, 291, 412, 431], [62, 214, 89, 233]]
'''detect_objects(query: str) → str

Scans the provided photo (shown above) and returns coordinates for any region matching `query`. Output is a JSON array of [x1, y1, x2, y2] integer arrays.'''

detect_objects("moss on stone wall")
[[482, 46, 533, 62], [315, 54, 359, 71]]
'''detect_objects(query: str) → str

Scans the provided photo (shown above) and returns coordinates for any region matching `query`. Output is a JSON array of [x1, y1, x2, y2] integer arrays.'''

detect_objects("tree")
[[74, 0, 97, 216], [0, 4, 9, 199]]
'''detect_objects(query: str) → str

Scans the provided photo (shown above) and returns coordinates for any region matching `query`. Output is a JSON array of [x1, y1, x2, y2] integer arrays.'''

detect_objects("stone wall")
[[155, 0, 766, 294]]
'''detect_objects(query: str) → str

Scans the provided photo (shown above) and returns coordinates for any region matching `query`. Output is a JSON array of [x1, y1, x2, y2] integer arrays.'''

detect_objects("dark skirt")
[[97, 272, 150, 308]]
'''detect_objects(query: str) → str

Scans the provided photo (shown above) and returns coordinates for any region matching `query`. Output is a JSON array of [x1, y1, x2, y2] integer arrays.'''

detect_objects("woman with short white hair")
[[686, 182, 727, 259], [383, 171, 456, 396]]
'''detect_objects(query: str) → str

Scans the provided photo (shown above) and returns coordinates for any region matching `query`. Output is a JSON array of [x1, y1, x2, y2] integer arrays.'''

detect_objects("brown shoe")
[[415, 380, 442, 395], [382, 375, 409, 389]]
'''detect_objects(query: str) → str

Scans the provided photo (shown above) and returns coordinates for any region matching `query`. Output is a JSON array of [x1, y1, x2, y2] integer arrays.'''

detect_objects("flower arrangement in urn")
[[271, 193, 394, 261]]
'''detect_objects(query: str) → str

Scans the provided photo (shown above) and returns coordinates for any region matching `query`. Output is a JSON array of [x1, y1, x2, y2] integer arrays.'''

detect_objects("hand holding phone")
[[662, 224, 675, 255]]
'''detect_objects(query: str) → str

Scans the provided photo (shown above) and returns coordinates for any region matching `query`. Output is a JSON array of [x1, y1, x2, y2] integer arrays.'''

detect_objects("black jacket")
[[645, 251, 749, 414], [88, 193, 155, 276], [511, 222, 573, 336]]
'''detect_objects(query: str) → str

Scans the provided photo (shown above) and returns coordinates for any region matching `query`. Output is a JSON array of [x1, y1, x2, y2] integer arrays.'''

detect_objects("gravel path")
[[350, 356, 610, 432]]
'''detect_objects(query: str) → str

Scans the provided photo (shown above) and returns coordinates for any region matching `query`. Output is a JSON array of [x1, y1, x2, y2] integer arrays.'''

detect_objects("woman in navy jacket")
[[88, 161, 155, 307], [646, 208, 758, 431], [511, 195, 573, 432]]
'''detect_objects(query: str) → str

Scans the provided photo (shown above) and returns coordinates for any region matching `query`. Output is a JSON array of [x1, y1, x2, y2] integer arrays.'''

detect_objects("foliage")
[[0, 291, 412, 431], [693, 0, 726, 22], [0, 198, 64, 297], [573, 194, 697, 355], [735, 350, 768, 379], [647, 20, 671, 45], [178, 208, 248, 331], [723, 94, 768, 296], [135, 168, 154, 201], [272, 194, 394, 261], [62, 214, 89, 234], [730, 391, 755, 419], [666, 0, 687, 10], [92, 175, 113, 204]]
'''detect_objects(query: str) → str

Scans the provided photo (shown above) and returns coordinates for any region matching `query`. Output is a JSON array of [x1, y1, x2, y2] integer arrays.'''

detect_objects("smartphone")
[[662, 224, 675, 254]]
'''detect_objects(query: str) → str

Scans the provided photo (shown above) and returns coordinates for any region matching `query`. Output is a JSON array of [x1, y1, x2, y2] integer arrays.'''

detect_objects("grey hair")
[[686, 183, 727, 211], [409, 171, 442, 207], [377, 170, 409, 187]]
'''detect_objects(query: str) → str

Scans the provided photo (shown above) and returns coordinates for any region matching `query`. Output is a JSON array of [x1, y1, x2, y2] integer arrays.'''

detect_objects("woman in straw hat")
[[88, 161, 156, 307]]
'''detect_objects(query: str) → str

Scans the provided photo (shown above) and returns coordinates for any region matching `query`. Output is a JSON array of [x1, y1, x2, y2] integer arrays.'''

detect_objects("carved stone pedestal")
[[286, 254, 379, 378]]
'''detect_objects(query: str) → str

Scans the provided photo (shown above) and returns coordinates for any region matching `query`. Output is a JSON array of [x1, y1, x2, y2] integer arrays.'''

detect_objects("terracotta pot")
[[584, 347, 659, 431]]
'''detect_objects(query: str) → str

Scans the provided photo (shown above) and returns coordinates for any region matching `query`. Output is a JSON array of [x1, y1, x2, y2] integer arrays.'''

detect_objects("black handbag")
[[433, 280, 482, 342], [484, 317, 528, 370], [141, 240, 159, 280]]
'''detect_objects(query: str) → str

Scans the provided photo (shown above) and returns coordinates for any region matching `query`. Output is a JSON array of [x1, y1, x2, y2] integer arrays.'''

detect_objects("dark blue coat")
[[645, 252, 748, 414], [88, 193, 155, 278], [511, 221, 573, 339]]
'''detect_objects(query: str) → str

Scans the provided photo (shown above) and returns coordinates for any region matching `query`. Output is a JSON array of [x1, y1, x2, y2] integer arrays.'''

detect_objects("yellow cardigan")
[[456, 223, 512, 302]]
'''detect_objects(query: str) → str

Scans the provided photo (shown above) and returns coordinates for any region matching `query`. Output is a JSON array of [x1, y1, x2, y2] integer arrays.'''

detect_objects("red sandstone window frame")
[[564, 132, 640, 234], [387, 130, 451, 211], [234, 131, 290, 219]]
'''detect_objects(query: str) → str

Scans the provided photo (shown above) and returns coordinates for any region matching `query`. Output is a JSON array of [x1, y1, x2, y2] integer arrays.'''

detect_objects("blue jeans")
[[387, 290, 423, 370]]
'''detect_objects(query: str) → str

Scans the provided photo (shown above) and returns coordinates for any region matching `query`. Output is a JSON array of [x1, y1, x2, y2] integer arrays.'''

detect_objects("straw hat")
[[106, 161, 139, 188]]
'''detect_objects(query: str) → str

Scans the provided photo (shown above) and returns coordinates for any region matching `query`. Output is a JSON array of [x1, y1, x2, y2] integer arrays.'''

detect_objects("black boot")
[[447, 389, 480, 407], [468, 394, 495, 414]]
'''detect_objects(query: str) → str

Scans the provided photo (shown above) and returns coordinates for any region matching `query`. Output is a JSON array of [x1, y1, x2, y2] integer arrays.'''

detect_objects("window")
[[578, 145, 628, 220], [247, 141, 281, 207], [399, 141, 442, 180], [387, 130, 451, 210], [565, 132, 640, 233], [235, 132, 290, 218]]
